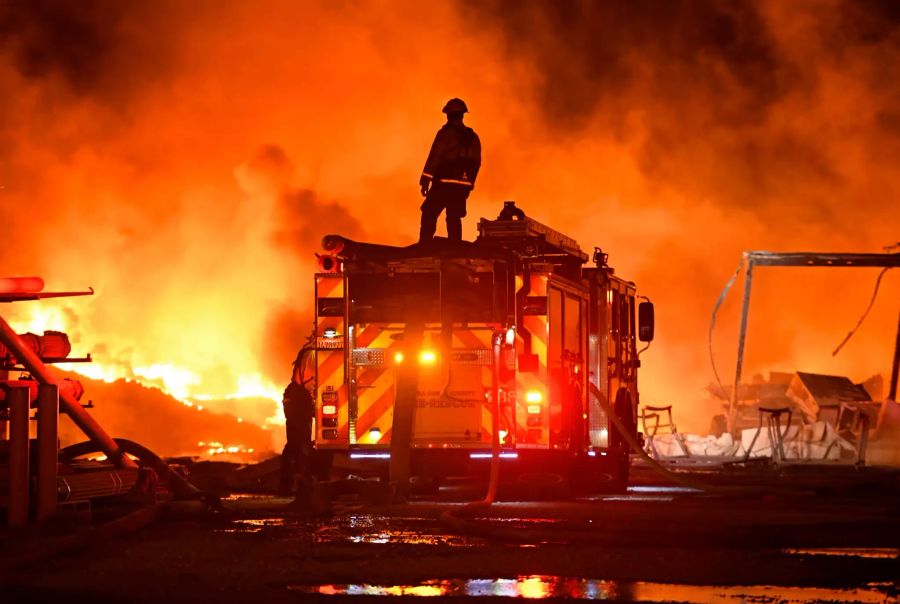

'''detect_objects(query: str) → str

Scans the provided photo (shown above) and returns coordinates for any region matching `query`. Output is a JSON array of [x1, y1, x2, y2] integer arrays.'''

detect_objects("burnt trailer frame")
[[728, 251, 900, 434]]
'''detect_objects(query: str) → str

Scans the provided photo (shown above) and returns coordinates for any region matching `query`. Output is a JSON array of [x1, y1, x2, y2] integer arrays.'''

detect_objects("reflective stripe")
[[437, 178, 473, 187], [422, 172, 433, 179]]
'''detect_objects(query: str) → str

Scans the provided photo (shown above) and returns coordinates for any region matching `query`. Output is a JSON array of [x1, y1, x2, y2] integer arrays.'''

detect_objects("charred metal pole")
[[890, 307, 899, 402], [0, 314, 136, 469], [728, 255, 753, 435], [7, 386, 30, 528], [36, 384, 59, 521]]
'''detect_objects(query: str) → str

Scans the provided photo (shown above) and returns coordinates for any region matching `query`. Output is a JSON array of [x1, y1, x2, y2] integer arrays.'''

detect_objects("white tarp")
[[647, 421, 855, 460]]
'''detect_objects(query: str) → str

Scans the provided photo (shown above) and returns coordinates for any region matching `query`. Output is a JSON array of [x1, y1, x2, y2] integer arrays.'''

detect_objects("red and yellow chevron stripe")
[[315, 274, 348, 447], [354, 324, 404, 445]]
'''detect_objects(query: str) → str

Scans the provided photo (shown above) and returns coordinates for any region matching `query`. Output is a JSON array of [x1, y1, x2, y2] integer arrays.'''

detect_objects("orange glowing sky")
[[1, 0, 897, 438]]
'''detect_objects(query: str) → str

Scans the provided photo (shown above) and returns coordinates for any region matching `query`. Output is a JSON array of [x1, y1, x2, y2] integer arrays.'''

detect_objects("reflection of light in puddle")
[[218, 518, 288, 534], [290, 576, 893, 602], [600, 495, 675, 502], [313, 515, 485, 547], [628, 485, 700, 494], [783, 548, 899, 560], [340, 531, 478, 546], [487, 517, 566, 525], [222, 493, 292, 502]]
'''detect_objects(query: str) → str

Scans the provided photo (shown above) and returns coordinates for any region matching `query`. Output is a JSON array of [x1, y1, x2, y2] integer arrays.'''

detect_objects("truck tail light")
[[526, 390, 544, 427], [322, 404, 337, 416], [419, 350, 437, 365]]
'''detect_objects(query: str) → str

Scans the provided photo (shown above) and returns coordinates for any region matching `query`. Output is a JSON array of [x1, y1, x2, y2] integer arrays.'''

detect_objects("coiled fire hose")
[[61, 438, 223, 511]]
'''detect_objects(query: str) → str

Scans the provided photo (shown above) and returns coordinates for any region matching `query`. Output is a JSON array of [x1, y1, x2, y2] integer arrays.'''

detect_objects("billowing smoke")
[[1, 0, 897, 445]]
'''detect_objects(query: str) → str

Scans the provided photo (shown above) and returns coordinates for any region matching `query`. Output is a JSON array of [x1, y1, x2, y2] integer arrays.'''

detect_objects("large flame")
[[1, 0, 898, 443]]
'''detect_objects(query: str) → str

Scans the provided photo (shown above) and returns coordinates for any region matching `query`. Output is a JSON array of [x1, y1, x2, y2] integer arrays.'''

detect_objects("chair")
[[743, 407, 792, 463], [640, 405, 690, 458], [825, 401, 879, 465]]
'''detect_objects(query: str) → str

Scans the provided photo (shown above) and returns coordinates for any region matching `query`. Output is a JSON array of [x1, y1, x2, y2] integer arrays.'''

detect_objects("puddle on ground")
[[220, 493, 294, 503], [289, 575, 895, 602], [627, 486, 701, 494], [783, 547, 900, 560], [313, 515, 485, 547], [485, 517, 568, 525], [215, 514, 485, 547], [217, 518, 290, 533]]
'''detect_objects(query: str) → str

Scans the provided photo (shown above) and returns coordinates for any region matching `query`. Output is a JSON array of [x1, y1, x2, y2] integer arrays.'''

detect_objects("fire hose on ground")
[[60, 438, 223, 511], [439, 338, 805, 542]]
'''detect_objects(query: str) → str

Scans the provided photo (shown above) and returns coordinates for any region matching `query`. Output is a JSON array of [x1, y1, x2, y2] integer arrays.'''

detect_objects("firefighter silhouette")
[[279, 344, 315, 497], [418, 97, 482, 243]]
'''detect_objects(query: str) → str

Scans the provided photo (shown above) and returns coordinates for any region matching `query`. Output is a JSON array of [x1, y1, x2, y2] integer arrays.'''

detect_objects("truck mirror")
[[638, 301, 655, 342]]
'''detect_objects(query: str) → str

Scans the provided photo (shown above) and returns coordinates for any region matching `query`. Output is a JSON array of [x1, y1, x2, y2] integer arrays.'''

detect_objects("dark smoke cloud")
[[477, 0, 900, 224], [0, 0, 179, 99], [245, 144, 364, 255], [477, 1, 780, 132]]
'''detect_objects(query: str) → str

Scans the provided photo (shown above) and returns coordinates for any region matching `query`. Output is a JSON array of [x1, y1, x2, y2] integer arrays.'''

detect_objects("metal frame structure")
[[728, 251, 900, 434]]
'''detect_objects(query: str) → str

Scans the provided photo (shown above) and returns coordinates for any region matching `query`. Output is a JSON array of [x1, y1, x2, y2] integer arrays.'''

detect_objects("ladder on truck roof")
[[477, 201, 589, 264]]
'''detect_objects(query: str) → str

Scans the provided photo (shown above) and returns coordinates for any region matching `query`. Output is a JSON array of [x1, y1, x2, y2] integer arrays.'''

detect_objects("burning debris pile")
[[56, 370, 274, 461], [645, 370, 897, 465], [1, 277, 275, 463], [706, 371, 882, 432]]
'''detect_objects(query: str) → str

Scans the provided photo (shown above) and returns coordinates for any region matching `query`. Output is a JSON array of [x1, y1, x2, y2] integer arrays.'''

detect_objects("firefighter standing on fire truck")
[[418, 98, 482, 243]]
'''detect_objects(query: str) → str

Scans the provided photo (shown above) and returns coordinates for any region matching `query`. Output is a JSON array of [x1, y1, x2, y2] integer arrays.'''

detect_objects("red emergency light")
[[0, 277, 45, 294]]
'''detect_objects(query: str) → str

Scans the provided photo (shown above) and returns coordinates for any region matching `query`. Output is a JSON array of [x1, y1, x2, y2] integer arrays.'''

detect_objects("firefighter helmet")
[[442, 98, 468, 114]]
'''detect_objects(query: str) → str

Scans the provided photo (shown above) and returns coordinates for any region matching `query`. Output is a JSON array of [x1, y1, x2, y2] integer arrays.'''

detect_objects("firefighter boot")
[[446, 215, 463, 241]]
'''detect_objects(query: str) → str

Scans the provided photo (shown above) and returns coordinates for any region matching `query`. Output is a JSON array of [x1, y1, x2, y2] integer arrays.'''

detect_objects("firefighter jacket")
[[283, 381, 314, 445], [421, 122, 481, 188]]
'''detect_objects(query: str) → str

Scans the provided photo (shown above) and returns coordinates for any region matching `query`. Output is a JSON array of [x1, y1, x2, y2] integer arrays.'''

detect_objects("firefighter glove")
[[419, 174, 431, 196]]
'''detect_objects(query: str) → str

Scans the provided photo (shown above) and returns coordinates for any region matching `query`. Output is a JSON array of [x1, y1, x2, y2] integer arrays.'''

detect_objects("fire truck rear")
[[310, 202, 654, 491]]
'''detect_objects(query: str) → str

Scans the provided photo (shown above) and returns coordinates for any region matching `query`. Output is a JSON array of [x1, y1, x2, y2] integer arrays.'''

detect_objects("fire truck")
[[308, 202, 654, 492]]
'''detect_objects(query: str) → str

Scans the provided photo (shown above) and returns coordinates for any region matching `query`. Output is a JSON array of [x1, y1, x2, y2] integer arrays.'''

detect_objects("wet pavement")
[[2, 472, 899, 603]]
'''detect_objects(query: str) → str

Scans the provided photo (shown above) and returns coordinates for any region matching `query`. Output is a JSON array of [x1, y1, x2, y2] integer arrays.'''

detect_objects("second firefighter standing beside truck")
[[419, 98, 482, 243], [279, 345, 315, 497]]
